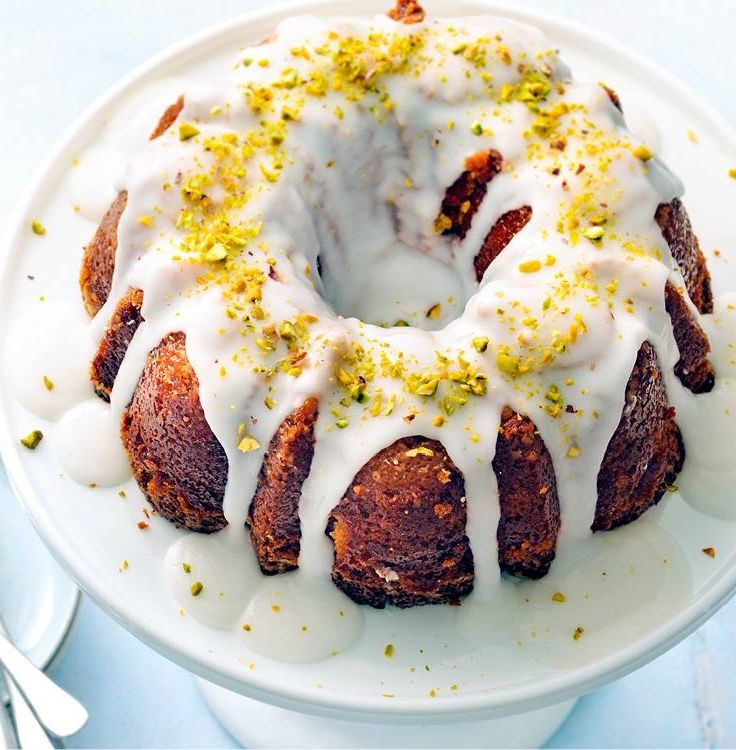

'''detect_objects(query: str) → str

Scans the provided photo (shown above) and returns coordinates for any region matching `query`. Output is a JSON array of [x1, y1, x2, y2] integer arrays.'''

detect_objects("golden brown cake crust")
[[656, 199, 713, 314], [387, 0, 425, 24], [149, 95, 184, 140], [121, 332, 228, 532], [80, 96, 184, 320], [90, 288, 143, 401], [326, 436, 474, 608], [246, 398, 319, 574], [80, 191, 127, 317], [664, 281, 715, 394], [438, 150, 503, 239], [474, 206, 533, 282], [594, 341, 684, 531], [494, 408, 560, 578]]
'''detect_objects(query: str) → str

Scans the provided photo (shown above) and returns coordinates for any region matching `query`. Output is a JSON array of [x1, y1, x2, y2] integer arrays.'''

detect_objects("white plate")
[[0, 0, 735, 724], [0, 464, 79, 670]]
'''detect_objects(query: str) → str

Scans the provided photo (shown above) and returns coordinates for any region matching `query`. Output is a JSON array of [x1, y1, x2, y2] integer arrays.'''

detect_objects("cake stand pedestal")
[[197, 678, 576, 749]]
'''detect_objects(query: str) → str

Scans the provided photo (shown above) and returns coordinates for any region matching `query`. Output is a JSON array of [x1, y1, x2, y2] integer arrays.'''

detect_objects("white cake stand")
[[1, 1, 735, 747], [197, 679, 577, 748]]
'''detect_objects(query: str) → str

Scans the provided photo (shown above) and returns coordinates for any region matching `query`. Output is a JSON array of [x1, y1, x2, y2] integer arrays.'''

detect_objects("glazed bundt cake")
[[81, 0, 714, 608]]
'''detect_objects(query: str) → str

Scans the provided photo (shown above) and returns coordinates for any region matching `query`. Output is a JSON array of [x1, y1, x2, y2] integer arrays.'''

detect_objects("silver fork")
[[0, 615, 87, 746]]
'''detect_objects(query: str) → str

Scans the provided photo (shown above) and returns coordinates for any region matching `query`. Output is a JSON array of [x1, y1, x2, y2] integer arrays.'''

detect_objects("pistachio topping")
[[190, 581, 204, 596], [582, 226, 604, 241], [632, 144, 653, 161], [31, 220, 46, 236], [519, 260, 542, 274], [472, 337, 489, 353], [237, 435, 261, 452], [19, 430, 43, 450], [178, 122, 201, 141]]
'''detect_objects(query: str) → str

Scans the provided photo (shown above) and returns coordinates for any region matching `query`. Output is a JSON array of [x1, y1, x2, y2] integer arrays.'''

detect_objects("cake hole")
[[315, 244, 469, 332]]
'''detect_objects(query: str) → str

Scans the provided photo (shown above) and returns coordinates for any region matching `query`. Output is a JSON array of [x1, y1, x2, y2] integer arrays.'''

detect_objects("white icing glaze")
[[5, 303, 94, 421], [68, 146, 128, 222], [165, 525, 264, 629], [56, 400, 132, 486], [53, 10, 730, 657], [241, 573, 364, 662], [621, 97, 663, 156], [514, 521, 691, 668]]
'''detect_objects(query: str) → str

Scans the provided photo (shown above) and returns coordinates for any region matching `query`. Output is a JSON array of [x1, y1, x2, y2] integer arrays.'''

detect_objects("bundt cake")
[[80, 0, 715, 608]]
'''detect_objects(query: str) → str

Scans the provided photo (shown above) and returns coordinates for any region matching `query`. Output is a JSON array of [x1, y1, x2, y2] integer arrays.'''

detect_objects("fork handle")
[[0, 632, 86, 738], [6, 674, 54, 750]]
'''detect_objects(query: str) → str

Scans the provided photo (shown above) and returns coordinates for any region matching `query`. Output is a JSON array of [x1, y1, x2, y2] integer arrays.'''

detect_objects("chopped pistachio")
[[433, 415, 445, 427], [335, 418, 349, 429], [405, 446, 434, 458], [702, 547, 716, 558], [500, 83, 514, 101], [204, 243, 228, 262], [496, 352, 520, 377], [582, 226, 605, 241], [282, 104, 300, 121], [433, 213, 453, 233], [551, 592, 566, 603], [43, 375, 54, 391], [279, 321, 296, 340], [729, 168, 736, 180], [518, 259, 542, 274], [384, 643, 395, 658], [182, 563, 192, 574], [573, 626, 585, 641], [279, 67, 299, 88], [426, 303, 442, 320], [470, 121, 484, 136], [255, 338, 276, 352], [237, 435, 261, 452], [632, 144, 653, 161], [566, 445, 581, 458], [178, 122, 201, 141], [20, 430, 43, 450], [472, 337, 489, 353], [545, 385, 561, 403], [31, 220, 46, 236], [190, 581, 204, 597], [415, 378, 439, 397]]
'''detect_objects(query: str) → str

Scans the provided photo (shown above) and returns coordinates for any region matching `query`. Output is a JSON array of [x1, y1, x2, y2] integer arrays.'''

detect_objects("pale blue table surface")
[[2, 0, 736, 746]]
